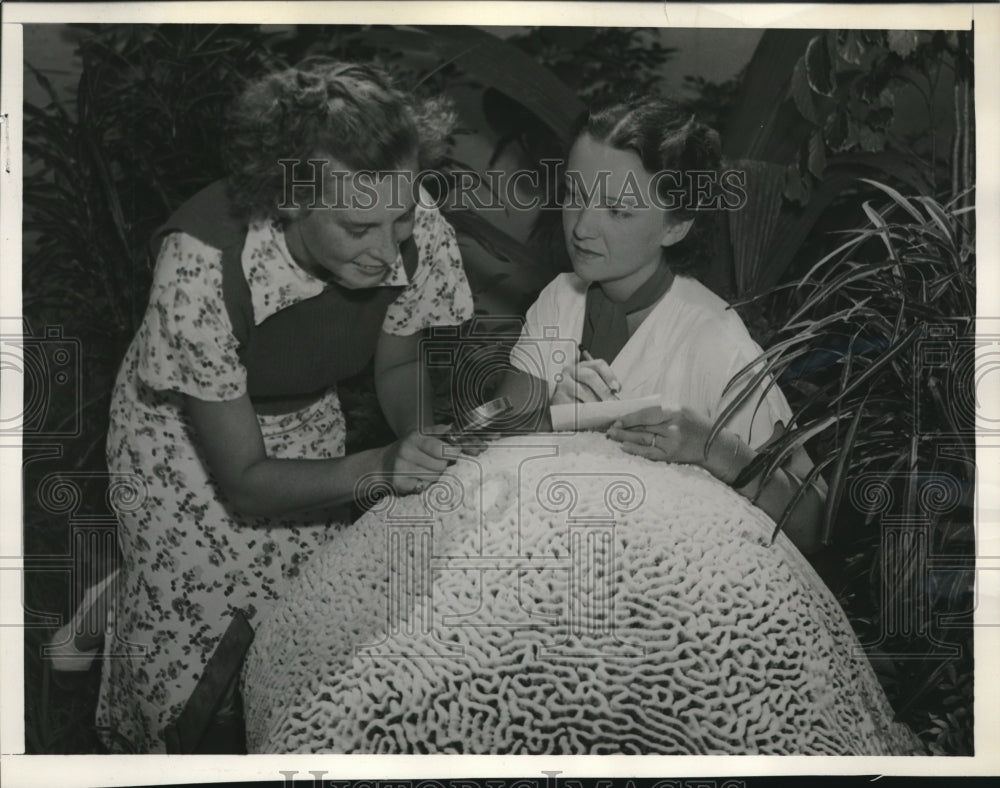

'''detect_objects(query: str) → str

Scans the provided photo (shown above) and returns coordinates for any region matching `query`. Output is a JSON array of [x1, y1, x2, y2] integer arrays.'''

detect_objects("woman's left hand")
[[606, 405, 715, 467], [609, 407, 825, 555]]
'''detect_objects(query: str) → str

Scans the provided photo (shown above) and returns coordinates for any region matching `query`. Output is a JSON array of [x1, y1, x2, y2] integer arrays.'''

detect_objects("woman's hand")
[[551, 358, 621, 405], [380, 425, 453, 494], [608, 407, 826, 554], [443, 429, 495, 457], [607, 405, 724, 468]]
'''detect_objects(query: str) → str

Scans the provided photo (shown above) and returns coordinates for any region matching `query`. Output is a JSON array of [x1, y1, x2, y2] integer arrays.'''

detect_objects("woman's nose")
[[571, 206, 599, 240], [372, 226, 400, 264]]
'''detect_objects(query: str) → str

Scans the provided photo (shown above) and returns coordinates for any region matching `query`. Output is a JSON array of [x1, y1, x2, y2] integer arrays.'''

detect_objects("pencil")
[[578, 344, 621, 400]]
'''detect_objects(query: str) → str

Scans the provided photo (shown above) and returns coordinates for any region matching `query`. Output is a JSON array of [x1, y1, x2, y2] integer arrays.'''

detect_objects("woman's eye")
[[559, 188, 582, 208], [347, 226, 370, 239], [610, 207, 632, 219]]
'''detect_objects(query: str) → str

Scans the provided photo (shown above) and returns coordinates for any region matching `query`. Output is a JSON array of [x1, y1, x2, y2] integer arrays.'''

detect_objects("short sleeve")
[[509, 282, 558, 387], [134, 232, 247, 401], [382, 203, 474, 336], [507, 275, 587, 394]]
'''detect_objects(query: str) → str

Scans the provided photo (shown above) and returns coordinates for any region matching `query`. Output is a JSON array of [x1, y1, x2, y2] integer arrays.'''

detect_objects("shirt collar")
[[241, 219, 410, 325]]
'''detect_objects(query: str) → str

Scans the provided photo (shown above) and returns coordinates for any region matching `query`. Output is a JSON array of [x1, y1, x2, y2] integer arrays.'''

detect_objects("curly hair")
[[225, 58, 456, 221], [576, 96, 722, 277]]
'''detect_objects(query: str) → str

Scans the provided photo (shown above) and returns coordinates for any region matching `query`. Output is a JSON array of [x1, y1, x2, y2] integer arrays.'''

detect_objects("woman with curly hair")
[[95, 59, 473, 751], [503, 96, 825, 553]]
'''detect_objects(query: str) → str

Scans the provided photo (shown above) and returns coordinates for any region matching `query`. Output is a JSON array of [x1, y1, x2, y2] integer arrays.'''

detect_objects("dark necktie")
[[580, 263, 675, 363]]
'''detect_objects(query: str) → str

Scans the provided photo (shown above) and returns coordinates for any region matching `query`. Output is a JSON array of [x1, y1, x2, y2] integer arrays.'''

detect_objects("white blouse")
[[511, 273, 793, 449]]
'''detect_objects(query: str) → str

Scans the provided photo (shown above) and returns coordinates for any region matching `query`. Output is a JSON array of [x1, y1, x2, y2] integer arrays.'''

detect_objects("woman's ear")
[[659, 217, 694, 248]]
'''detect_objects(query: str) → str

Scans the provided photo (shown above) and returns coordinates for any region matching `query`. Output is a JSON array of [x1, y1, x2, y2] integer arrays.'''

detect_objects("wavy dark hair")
[[575, 96, 722, 276], [225, 58, 455, 221]]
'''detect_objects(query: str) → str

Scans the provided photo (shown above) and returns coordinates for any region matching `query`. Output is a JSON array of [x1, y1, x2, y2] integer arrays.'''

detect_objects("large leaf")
[[412, 26, 585, 145], [727, 158, 786, 294], [720, 31, 940, 295], [821, 390, 869, 545], [741, 168, 858, 295], [721, 29, 819, 161], [804, 33, 836, 97], [789, 57, 820, 125]]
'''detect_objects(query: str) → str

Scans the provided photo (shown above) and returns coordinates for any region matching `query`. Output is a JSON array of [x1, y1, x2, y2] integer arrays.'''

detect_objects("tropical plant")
[[482, 26, 675, 169], [509, 27, 677, 104], [712, 28, 972, 300], [24, 24, 287, 471], [784, 30, 970, 200], [719, 181, 975, 752]]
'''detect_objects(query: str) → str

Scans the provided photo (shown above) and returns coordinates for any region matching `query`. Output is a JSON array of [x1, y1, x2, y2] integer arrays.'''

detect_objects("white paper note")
[[549, 394, 664, 432]]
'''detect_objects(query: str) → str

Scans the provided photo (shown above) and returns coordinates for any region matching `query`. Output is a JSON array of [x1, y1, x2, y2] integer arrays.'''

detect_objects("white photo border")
[[2, 2, 998, 785]]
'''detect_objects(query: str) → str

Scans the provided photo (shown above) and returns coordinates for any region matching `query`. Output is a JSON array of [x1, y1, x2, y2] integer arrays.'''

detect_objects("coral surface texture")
[[243, 433, 921, 754]]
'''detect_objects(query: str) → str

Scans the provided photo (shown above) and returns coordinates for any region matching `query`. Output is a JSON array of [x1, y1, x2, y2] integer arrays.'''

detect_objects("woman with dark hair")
[[95, 60, 473, 751], [503, 96, 825, 553]]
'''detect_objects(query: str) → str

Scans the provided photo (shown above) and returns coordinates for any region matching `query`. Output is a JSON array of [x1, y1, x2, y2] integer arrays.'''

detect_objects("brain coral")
[[242, 433, 921, 755]]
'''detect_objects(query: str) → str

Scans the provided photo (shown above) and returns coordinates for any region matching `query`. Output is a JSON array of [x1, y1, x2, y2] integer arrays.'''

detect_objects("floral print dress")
[[96, 200, 473, 752]]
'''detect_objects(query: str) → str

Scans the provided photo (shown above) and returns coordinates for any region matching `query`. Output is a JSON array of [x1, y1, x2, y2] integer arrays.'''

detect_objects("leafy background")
[[20, 24, 974, 754]]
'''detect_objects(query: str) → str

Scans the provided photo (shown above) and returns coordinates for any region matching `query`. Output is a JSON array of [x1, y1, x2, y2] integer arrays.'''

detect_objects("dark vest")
[[151, 180, 418, 414]]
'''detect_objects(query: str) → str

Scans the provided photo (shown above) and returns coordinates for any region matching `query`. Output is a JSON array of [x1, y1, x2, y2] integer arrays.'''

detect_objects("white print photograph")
[[1, 1, 998, 780]]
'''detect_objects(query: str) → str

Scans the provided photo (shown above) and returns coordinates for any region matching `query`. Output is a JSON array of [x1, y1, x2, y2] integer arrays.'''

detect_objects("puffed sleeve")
[[134, 232, 247, 401], [382, 201, 474, 336]]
